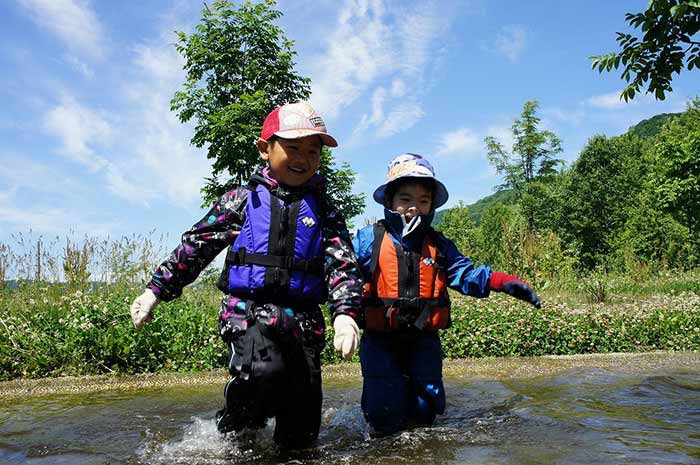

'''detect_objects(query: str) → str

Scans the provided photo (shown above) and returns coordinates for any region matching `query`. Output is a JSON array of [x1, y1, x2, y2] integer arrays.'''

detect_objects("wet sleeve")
[[438, 234, 492, 298], [322, 206, 364, 323], [147, 189, 245, 302]]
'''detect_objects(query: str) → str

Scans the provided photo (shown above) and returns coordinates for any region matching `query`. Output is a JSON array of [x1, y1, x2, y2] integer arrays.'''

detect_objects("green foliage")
[[559, 134, 649, 269], [591, 0, 700, 101], [649, 100, 700, 264], [484, 100, 564, 230], [172, 0, 311, 202], [0, 243, 8, 289], [171, 0, 364, 219], [3, 277, 700, 380], [0, 282, 224, 380], [629, 112, 681, 138], [475, 204, 517, 267], [442, 291, 700, 358], [468, 204, 576, 288], [62, 238, 94, 289], [433, 189, 518, 227], [435, 201, 479, 259], [612, 190, 691, 269]]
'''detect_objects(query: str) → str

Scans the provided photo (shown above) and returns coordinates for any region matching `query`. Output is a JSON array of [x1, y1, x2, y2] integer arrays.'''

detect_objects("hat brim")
[[274, 129, 338, 147], [373, 178, 449, 209]]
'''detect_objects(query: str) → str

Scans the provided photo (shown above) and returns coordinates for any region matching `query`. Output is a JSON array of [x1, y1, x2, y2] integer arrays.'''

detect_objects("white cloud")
[[542, 106, 585, 125], [133, 42, 184, 86], [435, 124, 513, 159], [586, 91, 628, 110], [309, 1, 394, 117], [391, 79, 407, 97], [121, 38, 212, 206], [376, 102, 425, 138], [43, 94, 111, 171], [397, 2, 443, 75], [63, 54, 95, 79], [436, 128, 481, 157], [17, 0, 106, 60], [369, 87, 387, 125], [494, 25, 527, 63], [0, 152, 82, 194], [41, 31, 208, 208], [585, 87, 680, 112], [308, 0, 449, 140]]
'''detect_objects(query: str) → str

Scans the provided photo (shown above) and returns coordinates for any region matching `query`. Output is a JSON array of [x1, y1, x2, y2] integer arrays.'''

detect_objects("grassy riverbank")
[[1, 273, 699, 381], [2, 351, 699, 402]]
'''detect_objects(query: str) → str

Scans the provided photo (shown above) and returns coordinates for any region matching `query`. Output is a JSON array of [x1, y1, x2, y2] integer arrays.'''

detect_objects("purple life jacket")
[[222, 178, 325, 304]]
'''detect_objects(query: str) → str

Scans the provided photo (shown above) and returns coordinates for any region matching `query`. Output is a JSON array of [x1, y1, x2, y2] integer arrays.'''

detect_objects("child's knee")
[[413, 380, 445, 425], [362, 376, 408, 434]]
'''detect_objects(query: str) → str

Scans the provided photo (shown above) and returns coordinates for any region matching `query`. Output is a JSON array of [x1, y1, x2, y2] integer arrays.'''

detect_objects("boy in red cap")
[[333, 153, 541, 437], [129, 102, 363, 448]]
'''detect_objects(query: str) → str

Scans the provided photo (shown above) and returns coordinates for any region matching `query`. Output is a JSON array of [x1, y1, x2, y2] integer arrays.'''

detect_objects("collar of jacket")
[[383, 208, 435, 250], [254, 166, 325, 201]]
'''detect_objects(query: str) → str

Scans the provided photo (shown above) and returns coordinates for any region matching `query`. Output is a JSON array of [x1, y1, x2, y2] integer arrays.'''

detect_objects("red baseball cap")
[[260, 102, 338, 147]]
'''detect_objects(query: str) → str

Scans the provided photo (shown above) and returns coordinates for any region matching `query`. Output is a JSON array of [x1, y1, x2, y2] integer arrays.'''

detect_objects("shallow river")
[[1, 352, 699, 465]]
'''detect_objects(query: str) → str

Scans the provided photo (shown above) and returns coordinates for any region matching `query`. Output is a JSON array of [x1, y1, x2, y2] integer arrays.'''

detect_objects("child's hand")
[[489, 272, 542, 308], [333, 315, 360, 360], [130, 289, 160, 329]]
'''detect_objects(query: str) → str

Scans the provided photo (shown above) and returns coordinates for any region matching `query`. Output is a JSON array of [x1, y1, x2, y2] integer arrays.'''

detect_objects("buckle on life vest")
[[363, 299, 449, 332]]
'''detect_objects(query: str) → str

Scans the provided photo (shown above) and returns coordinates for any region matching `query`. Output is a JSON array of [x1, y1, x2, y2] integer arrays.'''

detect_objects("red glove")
[[489, 272, 541, 308]]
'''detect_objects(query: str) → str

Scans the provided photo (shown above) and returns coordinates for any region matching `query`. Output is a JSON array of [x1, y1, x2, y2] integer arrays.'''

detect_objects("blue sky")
[[0, 0, 696, 257]]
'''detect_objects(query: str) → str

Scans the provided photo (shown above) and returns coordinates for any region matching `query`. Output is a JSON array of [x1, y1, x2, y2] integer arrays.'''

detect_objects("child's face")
[[390, 182, 433, 220], [257, 136, 322, 187]]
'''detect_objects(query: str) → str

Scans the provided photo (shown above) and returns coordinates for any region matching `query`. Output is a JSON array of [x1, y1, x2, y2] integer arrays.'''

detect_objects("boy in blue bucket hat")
[[128, 102, 364, 449], [334, 153, 541, 437]]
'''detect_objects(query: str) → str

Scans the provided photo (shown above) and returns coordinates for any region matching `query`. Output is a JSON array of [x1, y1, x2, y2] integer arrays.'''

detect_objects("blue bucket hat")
[[373, 153, 449, 209]]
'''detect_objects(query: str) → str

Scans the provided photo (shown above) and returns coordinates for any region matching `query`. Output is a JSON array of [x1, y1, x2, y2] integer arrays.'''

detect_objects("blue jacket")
[[353, 210, 493, 298]]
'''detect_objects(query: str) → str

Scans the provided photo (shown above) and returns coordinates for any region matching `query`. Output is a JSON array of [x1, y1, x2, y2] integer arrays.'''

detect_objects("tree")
[[484, 100, 564, 230], [613, 189, 690, 269], [650, 100, 700, 263], [591, 0, 700, 102], [171, 0, 364, 218], [435, 201, 478, 260], [560, 134, 648, 269]]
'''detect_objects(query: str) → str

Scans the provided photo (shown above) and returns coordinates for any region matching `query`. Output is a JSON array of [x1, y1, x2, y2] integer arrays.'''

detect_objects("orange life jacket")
[[362, 221, 450, 332]]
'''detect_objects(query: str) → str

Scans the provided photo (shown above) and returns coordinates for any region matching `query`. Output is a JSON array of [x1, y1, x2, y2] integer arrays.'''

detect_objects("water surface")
[[1, 352, 699, 464]]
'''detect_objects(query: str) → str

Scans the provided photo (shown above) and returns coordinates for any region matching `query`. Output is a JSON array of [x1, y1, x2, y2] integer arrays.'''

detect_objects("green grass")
[[1, 272, 699, 381]]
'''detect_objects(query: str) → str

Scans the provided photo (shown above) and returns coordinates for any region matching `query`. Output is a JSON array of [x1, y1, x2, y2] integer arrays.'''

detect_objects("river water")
[[1, 352, 699, 465]]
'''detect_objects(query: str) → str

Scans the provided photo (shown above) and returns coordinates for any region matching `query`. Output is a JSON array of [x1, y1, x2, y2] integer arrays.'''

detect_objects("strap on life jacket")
[[364, 221, 450, 331], [228, 247, 324, 275]]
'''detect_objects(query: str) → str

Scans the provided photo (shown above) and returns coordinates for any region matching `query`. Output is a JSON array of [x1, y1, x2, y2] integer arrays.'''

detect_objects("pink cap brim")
[[274, 129, 338, 147]]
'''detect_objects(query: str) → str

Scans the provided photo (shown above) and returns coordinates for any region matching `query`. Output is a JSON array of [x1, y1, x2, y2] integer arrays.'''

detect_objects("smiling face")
[[389, 180, 434, 220], [257, 135, 322, 187]]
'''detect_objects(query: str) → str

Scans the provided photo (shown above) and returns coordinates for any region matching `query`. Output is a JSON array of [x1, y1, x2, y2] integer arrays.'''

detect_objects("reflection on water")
[[1, 353, 699, 465]]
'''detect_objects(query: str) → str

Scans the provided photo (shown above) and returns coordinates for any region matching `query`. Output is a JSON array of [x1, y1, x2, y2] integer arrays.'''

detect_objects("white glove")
[[130, 289, 160, 329], [333, 314, 360, 360]]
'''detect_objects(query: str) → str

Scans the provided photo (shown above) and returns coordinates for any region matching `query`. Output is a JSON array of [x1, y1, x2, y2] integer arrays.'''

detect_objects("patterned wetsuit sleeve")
[[147, 190, 245, 301], [436, 233, 493, 298], [323, 205, 364, 323]]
